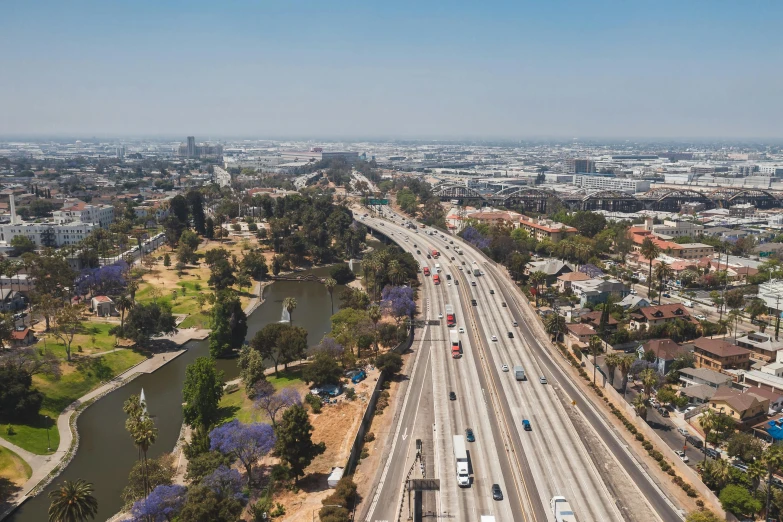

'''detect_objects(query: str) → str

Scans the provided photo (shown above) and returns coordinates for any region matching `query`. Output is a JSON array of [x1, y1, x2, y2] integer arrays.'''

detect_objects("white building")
[[0, 221, 96, 247], [650, 219, 704, 238], [52, 200, 114, 228], [573, 175, 651, 193]]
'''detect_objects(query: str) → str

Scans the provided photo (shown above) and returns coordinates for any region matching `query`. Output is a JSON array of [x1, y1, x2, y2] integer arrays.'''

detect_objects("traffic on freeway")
[[359, 206, 683, 522]]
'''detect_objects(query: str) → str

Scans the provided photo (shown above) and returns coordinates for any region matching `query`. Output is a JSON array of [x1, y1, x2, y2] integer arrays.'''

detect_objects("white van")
[[683, 300, 693, 307]]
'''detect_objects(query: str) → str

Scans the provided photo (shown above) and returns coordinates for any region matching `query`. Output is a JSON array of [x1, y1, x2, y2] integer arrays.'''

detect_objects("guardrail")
[[344, 324, 414, 476]]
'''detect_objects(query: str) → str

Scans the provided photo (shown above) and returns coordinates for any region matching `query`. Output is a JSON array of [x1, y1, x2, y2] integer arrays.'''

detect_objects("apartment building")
[[518, 216, 577, 242], [649, 219, 704, 238], [565, 159, 596, 174], [630, 303, 696, 331], [573, 175, 651, 193], [692, 337, 751, 372], [53, 200, 114, 228]]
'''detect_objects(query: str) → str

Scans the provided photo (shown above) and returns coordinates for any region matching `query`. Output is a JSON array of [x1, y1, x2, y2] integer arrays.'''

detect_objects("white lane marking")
[[402, 427, 408, 441]]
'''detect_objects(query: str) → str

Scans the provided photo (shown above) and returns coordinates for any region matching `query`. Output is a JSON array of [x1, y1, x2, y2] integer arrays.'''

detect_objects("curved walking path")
[[0, 328, 211, 519]]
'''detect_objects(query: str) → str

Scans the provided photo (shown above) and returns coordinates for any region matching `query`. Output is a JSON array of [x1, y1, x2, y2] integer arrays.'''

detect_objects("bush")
[[360, 447, 369, 459], [305, 393, 323, 414], [364, 432, 375, 443], [345, 387, 356, 400], [635, 433, 645, 442], [225, 383, 239, 394]]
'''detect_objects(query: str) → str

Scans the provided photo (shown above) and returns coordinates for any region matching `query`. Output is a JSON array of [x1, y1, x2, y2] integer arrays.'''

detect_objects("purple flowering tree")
[[314, 337, 344, 358], [461, 226, 491, 250], [254, 386, 300, 429], [202, 465, 245, 500], [209, 420, 276, 487], [381, 286, 416, 325], [130, 484, 186, 522]]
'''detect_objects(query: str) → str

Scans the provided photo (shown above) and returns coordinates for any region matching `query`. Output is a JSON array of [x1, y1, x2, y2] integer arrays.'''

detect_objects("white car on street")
[[695, 314, 707, 320], [675, 450, 689, 463], [501, 364, 509, 372], [491, 335, 497, 342], [438, 313, 443, 319], [458, 327, 465, 333]]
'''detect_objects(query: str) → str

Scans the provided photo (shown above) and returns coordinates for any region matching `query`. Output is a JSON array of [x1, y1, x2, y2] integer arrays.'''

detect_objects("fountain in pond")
[[280, 304, 291, 323], [349, 259, 354, 271]]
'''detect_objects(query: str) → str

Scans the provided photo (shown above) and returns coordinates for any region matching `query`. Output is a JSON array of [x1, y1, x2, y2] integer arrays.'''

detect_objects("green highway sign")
[[368, 198, 389, 205]]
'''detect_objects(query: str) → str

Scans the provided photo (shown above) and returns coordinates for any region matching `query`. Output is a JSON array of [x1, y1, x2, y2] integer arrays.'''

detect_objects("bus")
[[445, 304, 456, 327], [450, 329, 462, 358], [431, 248, 439, 258], [433, 274, 440, 285], [423, 266, 430, 276]]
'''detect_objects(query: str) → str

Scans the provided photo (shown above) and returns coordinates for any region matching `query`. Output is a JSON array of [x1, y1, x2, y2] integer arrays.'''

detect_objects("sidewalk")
[[1, 349, 189, 518]]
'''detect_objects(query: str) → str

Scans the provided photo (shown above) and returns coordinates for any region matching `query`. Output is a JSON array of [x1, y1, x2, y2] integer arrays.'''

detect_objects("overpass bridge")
[[433, 182, 783, 213]]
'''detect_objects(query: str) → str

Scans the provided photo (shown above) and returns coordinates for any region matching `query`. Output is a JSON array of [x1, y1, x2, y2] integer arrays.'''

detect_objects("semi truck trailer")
[[452, 435, 470, 487], [551, 496, 577, 522]]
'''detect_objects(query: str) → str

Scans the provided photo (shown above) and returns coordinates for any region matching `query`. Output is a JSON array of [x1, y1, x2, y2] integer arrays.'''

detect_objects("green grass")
[[267, 368, 305, 389], [179, 311, 211, 329], [0, 348, 147, 455], [136, 283, 206, 316], [217, 369, 307, 425], [0, 446, 32, 485], [44, 322, 119, 357]]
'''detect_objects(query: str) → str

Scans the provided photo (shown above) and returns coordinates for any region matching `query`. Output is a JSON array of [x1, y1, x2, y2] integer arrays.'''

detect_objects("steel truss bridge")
[[433, 183, 783, 213]]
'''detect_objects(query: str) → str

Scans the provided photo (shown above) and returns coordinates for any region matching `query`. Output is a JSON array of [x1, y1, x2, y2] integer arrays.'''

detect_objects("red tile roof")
[[643, 339, 685, 360], [635, 303, 692, 321], [11, 328, 31, 340]]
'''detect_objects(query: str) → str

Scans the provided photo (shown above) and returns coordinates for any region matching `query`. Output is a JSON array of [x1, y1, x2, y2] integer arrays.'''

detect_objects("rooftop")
[[680, 367, 734, 386], [693, 337, 751, 358], [643, 338, 685, 361]]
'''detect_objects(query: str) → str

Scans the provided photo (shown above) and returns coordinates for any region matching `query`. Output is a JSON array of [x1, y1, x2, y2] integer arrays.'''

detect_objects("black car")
[[507, 332, 514, 338], [686, 435, 703, 449], [454, 280, 459, 285], [416, 250, 421, 254], [449, 391, 457, 401], [471, 299, 477, 306], [446, 274, 452, 280], [491, 484, 503, 500], [427, 254, 432, 259], [501, 302, 507, 307]]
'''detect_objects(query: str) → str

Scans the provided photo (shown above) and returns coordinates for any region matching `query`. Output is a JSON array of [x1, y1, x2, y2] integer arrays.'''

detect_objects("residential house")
[[642, 339, 689, 375], [580, 311, 619, 332], [524, 259, 573, 285], [556, 272, 591, 293], [709, 387, 769, 427], [90, 296, 115, 317], [570, 278, 628, 306], [679, 367, 734, 389], [680, 384, 719, 405], [742, 369, 783, 394], [692, 337, 751, 371], [10, 328, 35, 348], [741, 386, 783, 414], [566, 323, 596, 349], [577, 264, 604, 279], [0, 289, 24, 311], [630, 303, 696, 331], [518, 216, 577, 242], [737, 332, 783, 362], [619, 294, 650, 311]]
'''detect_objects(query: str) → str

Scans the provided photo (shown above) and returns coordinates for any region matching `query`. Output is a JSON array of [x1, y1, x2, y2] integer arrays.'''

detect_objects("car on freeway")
[[449, 392, 457, 401], [471, 299, 477, 306], [513, 320, 518, 327], [458, 266, 463, 270], [446, 274, 451, 280], [522, 419, 532, 431], [427, 254, 432, 259], [471, 281, 476, 286], [466, 428, 475, 442], [501, 364, 509, 372], [438, 313, 443, 319], [447, 282, 451, 286], [454, 280, 459, 285], [490, 289, 495, 294], [491, 335, 497, 342], [507, 332, 514, 338], [451, 256, 455, 260], [491, 484, 503, 501], [458, 327, 465, 333], [501, 302, 507, 307], [539, 376, 548, 384], [416, 250, 421, 254], [675, 450, 689, 463]]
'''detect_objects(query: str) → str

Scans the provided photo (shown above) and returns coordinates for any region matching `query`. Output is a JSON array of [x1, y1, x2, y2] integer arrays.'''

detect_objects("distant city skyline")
[[1, 1, 782, 139]]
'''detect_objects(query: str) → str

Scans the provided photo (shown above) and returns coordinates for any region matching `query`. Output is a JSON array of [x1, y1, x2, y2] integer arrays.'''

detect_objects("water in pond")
[[9, 266, 345, 522]]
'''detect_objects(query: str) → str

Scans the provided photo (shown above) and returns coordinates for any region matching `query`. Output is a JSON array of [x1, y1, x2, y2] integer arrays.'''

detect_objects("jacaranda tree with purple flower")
[[461, 226, 491, 250], [202, 465, 245, 500], [381, 286, 416, 325], [253, 385, 300, 429], [210, 420, 276, 487], [130, 484, 186, 522]]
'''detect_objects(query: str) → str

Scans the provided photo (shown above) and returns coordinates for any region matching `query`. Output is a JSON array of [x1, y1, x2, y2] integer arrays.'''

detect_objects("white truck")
[[551, 496, 577, 522], [452, 435, 470, 487], [480, 517, 496, 522], [514, 365, 526, 381]]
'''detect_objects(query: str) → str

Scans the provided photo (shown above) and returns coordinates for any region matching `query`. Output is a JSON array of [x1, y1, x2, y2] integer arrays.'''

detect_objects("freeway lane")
[[367, 207, 684, 522]]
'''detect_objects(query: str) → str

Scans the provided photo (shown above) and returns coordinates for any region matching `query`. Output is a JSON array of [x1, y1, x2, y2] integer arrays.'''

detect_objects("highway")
[[360, 206, 685, 522]]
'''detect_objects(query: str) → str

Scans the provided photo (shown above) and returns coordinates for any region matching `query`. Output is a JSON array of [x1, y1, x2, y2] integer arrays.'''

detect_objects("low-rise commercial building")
[[518, 216, 577, 242], [573, 175, 651, 193]]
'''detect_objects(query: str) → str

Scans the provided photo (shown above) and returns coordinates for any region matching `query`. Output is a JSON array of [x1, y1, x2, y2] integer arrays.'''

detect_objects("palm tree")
[[387, 260, 404, 286], [605, 352, 621, 387], [124, 394, 157, 497], [48, 479, 98, 522], [530, 271, 546, 307], [618, 355, 635, 396], [653, 261, 674, 305], [324, 278, 337, 315], [700, 410, 719, 463], [639, 368, 659, 399], [115, 295, 132, 332], [544, 313, 566, 342], [763, 443, 783, 517], [368, 304, 382, 353], [749, 459, 766, 494], [728, 308, 744, 341], [632, 393, 648, 421], [283, 297, 297, 325], [588, 336, 603, 384], [640, 237, 661, 299]]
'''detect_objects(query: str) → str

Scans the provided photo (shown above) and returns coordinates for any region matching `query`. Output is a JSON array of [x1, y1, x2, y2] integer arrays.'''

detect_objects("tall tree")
[[654, 261, 674, 305], [187, 190, 207, 236], [530, 271, 546, 307], [209, 419, 276, 488], [274, 404, 325, 484], [118, 301, 176, 347], [48, 479, 99, 522], [588, 336, 603, 384], [209, 291, 247, 358], [51, 305, 85, 362], [182, 357, 225, 430], [324, 278, 337, 315], [368, 304, 382, 353], [640, 237, 661, 298], [604, 352, 620, 387], [544, 313, 566, 342]]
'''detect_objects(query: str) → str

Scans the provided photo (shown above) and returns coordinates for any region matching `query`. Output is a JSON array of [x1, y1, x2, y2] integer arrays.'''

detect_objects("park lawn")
[[179, 311, 211, 329], [0, 348, 147, 455], [43, 322, 122, 357], [0, 446, 32, 486], [218, 368, 307, 425]]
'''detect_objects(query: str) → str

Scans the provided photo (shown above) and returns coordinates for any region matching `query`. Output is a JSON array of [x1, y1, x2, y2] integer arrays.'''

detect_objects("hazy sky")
[[1, 1, 781, 140]]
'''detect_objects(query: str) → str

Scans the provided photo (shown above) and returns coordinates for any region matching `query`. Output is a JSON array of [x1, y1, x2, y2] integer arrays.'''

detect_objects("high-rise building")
[[565, 158, 596, 174], [187, 136, 196, 158], [179, 137, 223, 159]]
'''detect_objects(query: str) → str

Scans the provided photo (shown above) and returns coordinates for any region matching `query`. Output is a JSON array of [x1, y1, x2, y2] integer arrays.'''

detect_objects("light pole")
[[313, 505, 342, 522]]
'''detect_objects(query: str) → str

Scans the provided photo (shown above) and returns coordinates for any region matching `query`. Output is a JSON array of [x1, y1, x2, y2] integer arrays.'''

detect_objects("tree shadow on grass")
[[0, 477, 22, 506], [216, 404, 240, 424], [296, 471, 330, 493]]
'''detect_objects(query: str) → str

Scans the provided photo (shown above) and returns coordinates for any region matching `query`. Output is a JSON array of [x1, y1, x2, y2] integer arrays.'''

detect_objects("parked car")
[[705, 448, 721, 459], [351, 370, 366, 384], [677, 427, 689, 437], [675, 450, 689, 463], [686, 435, 703, 449]]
